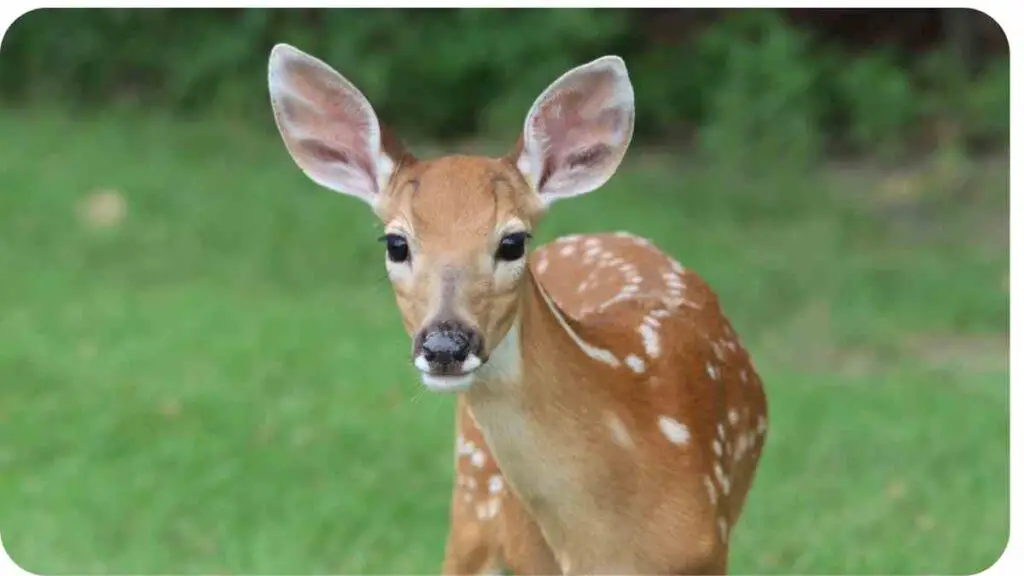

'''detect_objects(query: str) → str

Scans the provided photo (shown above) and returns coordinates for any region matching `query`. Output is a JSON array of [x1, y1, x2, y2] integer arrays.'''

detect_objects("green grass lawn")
[[0, 108, 1009, 575]]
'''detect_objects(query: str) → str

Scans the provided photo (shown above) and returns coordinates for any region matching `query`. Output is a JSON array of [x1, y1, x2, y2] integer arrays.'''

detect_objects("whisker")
[[409, 387, 428, 405]]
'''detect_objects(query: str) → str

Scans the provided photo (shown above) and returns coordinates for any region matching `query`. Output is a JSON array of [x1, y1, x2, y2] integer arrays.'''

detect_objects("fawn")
[[268, 44, 768, 575]]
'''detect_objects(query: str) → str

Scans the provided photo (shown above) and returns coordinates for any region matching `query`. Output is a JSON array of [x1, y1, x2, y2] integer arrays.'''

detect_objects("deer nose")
[[415, 322, 483, 374], [422, 329, 470, 364]]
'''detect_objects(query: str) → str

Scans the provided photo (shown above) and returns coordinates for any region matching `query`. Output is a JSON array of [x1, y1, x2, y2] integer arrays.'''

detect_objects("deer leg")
[[441, 511, 501, 575]]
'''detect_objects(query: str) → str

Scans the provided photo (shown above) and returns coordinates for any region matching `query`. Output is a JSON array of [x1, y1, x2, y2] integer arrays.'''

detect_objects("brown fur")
[[371, 149, 768, 574]]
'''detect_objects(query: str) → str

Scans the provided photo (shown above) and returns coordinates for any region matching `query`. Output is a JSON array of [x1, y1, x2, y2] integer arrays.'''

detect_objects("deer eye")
[[496, 232, 531, 262], [379, 233, 410, 263]]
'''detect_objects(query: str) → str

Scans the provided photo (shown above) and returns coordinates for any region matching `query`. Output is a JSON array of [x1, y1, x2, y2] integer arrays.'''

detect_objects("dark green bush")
[[0, 8, 1009, 159], [695, 10, 823, 171], [834, 49, 920, 159]]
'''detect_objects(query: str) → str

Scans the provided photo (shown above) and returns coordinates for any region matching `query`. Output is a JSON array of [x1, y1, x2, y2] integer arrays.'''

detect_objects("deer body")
[[267, 45, 768, 575], [443, 235, 768, 574]]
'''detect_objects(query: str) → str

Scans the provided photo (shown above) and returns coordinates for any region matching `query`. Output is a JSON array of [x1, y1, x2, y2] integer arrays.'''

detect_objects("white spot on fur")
[[488, 475, 504, 494], [560, 245, 576, 256], [718, 516, 729, 542], [625, 354, 646, 373], [672, 297, 702, 310], [658, 416, 691, 445], [476, 499, 500, 520], [714, 463, 731, 495], [605, 412, 634, 449], [536, 257, 549, 274], [486, 497, 501, 518], [706, 362, 719, 380], [704, 475, 718, 505], [712, 341, 726, 361], [728, 409, 739, 426], [757, 415, 768, 435], [712, 439, 722, 457], [734, 434, 749, 462], [471, 450, 487, 468], [457, 436, 475, 456], [639, 323, 661, 358]]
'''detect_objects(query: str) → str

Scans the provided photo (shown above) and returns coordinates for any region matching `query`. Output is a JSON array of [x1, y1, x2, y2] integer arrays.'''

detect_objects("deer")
[[267, 43, 769, 575]]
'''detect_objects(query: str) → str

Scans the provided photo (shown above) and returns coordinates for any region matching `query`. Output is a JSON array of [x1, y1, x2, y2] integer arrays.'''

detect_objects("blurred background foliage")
[[0, 8, 1009, 166]]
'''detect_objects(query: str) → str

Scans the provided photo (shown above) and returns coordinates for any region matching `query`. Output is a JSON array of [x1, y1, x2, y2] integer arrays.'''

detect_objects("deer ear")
[[268, 43, 399, 208], [515, 56, 635, 206]]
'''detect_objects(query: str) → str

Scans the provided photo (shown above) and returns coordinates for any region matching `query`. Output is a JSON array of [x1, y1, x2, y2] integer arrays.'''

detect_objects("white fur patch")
[[657, 416, 691, 445], [605, 412, 634, 449], [625, 354, 646, 373], [639, 323, 661, 358], [488, 475, 504, 494], [704, 475, 718, 505], [420, 372, 475, 393]]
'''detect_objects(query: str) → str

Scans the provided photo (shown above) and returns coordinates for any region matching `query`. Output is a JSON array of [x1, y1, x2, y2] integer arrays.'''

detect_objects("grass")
[[0, 107, 1009, 575]]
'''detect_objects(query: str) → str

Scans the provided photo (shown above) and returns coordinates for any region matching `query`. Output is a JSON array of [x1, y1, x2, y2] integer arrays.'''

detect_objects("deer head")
[[267, 44, 635, 393]]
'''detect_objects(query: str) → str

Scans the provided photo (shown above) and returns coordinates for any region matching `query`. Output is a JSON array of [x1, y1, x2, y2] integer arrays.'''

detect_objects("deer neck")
[[468, 267, 602, 409], [464, 268, 611, 539]]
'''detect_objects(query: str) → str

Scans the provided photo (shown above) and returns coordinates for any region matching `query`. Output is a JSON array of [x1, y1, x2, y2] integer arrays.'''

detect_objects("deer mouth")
[[413, 350, 487, 393], [418, 371, 478, 393]]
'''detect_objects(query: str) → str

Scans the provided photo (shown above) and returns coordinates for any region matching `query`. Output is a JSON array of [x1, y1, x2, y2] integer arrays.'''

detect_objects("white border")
[[0, 3, 1015, 576]]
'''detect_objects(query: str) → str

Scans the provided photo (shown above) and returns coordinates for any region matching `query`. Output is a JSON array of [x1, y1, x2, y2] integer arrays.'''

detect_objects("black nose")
[[421, 329, 471, 365]]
